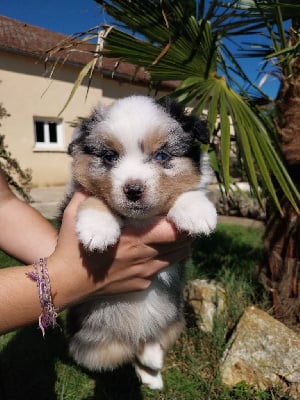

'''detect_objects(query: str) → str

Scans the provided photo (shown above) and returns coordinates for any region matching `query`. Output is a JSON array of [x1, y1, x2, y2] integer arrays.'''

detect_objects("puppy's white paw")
[[168, 191, 217, 235], [135, 365, 163, 390], [76, 209, 121, 252]]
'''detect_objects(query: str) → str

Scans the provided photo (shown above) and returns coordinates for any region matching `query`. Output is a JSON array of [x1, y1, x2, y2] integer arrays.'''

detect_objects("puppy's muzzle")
[[123, 180, 145, 202]]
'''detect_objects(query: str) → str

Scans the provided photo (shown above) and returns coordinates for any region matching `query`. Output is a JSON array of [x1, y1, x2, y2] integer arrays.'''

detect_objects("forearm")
[[0, 169, 57, 263], [0, 196, 57, 264], [0, 265, 42, 333]]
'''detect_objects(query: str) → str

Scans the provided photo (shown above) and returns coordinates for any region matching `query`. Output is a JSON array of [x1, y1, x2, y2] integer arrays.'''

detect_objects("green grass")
[[0, 251, 20, 268], [0, 223, 293, 400]]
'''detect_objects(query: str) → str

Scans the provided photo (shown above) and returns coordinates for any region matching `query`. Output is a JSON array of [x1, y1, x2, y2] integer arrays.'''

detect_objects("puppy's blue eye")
[[103, 150, 119, 165], [154, 150, 170, 162]]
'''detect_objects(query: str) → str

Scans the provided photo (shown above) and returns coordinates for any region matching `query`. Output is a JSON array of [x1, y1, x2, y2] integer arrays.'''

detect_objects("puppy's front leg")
[[167, 190, 217, 236], [76, 197, 123, 252]]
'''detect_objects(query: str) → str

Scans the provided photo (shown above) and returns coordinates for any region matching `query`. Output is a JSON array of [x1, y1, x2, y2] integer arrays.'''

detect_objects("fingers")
[[60, 190, 89, 233], [148, 244, 191, 275], [65, 190, 89, 213], [123, 244, 191, 292], [123, 218, 188, 245], [130, 239, 191, 279]]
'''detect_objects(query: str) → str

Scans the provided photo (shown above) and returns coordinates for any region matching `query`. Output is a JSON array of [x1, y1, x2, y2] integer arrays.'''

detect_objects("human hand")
[[48, 191, 191, 308]]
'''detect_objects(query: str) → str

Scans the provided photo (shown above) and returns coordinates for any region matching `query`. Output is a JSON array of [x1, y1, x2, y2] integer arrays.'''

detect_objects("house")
[[0, 15, 173, 186]]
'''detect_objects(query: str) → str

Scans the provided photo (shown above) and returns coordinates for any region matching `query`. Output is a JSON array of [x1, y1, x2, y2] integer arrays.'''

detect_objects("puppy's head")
[[69, 96, 209, 219]]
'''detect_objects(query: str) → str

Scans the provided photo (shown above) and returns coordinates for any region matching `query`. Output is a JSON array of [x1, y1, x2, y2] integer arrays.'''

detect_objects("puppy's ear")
[[68, 118, 90, 156], [67, 127, 82, 155], [159, 97, 210, 144], [184, 115, 210, 145], [68, 107, 104, 155]]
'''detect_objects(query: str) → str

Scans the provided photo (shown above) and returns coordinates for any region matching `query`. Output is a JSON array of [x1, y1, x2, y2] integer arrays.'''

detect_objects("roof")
[[0, 15, 176, 89]]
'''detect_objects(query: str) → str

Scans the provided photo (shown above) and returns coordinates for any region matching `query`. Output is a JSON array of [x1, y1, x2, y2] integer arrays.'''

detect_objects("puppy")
[[64, 95, 217, 390]]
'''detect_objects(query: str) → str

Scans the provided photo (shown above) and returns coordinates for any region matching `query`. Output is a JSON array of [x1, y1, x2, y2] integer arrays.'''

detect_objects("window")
[[33, 118, 64, 151]]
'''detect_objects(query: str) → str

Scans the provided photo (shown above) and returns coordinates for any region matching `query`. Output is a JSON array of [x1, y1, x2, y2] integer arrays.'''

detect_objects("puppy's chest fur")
[[64, 96, 217, 390]]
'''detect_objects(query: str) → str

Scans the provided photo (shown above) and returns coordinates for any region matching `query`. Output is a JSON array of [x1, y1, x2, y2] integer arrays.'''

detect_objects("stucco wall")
[[0, 51, 158, 186]]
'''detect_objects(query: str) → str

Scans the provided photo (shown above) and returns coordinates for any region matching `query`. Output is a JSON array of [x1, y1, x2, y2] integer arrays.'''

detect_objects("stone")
[[184, 279, 227, 332], [220, 306, 300, 397], [209, 182, 266, 221]]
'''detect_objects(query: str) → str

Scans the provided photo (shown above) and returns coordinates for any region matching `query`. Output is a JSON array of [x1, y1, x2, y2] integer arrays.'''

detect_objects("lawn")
[[0, 223, 293, 400]]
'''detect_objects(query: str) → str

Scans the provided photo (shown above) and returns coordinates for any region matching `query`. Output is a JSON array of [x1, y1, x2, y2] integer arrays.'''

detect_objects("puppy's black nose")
[[123, 180, 145, 202]]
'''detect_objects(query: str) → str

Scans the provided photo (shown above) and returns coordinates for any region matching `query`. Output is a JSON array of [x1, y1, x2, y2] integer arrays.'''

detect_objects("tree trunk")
[[263, 200, 300, 330], [262, 36, 300, 330]]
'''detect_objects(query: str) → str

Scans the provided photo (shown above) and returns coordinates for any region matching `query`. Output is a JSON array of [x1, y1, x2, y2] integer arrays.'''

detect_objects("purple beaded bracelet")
[[26, 258, 58, 336]]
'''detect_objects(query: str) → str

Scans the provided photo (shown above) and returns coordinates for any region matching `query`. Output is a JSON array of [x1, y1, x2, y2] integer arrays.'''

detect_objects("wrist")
[[46, 253, 99, 310], [26, 258, 58, 336]]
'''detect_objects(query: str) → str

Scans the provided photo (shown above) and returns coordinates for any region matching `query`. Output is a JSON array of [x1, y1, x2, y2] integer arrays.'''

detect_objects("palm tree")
[[51, 0, 300, 327], [238, 0, 300, 328]]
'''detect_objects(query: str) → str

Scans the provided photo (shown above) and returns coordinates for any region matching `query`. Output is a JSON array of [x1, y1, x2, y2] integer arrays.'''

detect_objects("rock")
[[220, 306, 300, 398], [209, 183, 266, 221], [184, 279, 227, 332]]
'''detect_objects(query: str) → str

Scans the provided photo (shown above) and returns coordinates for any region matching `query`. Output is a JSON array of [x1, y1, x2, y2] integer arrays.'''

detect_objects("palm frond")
[[169, 76, 300, 213]]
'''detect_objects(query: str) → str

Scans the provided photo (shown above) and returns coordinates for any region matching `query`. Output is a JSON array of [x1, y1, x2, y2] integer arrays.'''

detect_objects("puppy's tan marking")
[[72, 156, 114, 207], [91, 338, 134, 368], [142, 129, 168, 155], [158, 161, 200, 214], [72, 155, 92, 189], [78, 196, 112, 214], [101, 134, 125, 155]]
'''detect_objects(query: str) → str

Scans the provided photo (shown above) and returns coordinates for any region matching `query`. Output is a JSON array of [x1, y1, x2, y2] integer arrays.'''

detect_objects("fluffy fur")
[[64, 95, 217, 390]]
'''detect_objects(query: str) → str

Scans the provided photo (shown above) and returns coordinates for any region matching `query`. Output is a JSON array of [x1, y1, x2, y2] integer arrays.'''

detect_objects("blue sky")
[[0, 0, 107, 35], [1, 0, 280, 99]]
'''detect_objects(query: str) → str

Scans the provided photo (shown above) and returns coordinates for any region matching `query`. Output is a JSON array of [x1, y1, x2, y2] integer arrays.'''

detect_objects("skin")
[[0, 170, 58, 262], [0, 171, 191, 334]]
